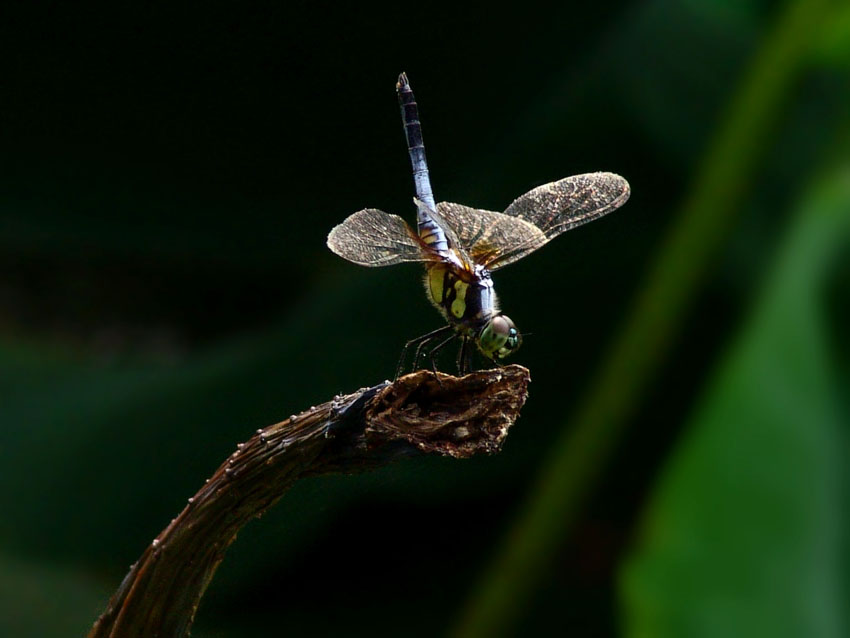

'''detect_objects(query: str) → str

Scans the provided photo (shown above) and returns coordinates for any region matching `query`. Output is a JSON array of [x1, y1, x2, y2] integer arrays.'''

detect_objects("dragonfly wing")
[[436, 202, 547, 270], [504, 172, 630, 234], [327, 209, 431, 267], [486, 172, 630, 270]]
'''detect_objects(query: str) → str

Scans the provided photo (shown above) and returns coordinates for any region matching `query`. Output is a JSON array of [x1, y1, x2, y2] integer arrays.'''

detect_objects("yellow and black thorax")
[[424, 261, 498, 335]]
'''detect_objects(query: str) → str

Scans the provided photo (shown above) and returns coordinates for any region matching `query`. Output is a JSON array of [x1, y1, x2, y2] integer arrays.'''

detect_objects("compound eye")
[[490, 315, 512, 337]]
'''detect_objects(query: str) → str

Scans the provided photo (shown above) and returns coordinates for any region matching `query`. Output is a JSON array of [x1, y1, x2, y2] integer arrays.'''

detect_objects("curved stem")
[[89, 366, 530, 638]]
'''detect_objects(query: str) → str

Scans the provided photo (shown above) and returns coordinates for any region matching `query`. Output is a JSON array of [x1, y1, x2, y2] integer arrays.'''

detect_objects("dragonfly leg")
[[395, 325, 453, 379], [427, 333, 458, 376], [413, 336, 437, 372], [456, 336, 471, 376]]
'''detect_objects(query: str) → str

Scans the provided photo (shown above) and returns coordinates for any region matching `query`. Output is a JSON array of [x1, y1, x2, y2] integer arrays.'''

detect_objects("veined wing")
[[483, 172, 630, 271], [327, 208, 433, 267], [436, 202, 547, 270]]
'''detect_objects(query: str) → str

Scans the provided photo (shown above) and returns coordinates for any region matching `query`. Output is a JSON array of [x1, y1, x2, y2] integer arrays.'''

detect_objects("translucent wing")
[[484, 172, 631, 270], [436, 202, 547, 270], [327, 208, 432, 267]]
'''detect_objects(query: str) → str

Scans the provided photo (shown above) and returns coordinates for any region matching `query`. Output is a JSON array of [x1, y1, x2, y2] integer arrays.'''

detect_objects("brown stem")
[[89, 365, 530, 638]]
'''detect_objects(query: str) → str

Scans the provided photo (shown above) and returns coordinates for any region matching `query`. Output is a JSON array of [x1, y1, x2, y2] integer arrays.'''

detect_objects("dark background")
[[1, 1, 847, 636]]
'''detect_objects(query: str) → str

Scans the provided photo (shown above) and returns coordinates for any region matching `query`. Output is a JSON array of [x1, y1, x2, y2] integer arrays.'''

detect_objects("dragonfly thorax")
[[425, 263, 497, 327], [423, 262, 522, 361]]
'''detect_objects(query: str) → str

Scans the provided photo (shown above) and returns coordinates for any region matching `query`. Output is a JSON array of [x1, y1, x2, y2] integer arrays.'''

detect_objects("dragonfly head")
[[478, 314, 522, 360]]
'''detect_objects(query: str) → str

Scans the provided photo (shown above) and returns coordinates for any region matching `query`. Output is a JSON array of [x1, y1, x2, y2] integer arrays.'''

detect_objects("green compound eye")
[[478, 315, 522, 360]]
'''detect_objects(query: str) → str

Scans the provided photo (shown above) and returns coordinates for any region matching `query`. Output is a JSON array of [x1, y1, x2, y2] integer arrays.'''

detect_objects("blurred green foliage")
[[0, 552, 107, 638], [621, 170, 849, 637], [0, 0, 847, 636], [455, 0, 844, 634]]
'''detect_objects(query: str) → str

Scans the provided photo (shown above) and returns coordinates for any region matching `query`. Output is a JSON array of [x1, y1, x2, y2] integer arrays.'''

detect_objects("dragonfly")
[[327, 73, 630, 376]]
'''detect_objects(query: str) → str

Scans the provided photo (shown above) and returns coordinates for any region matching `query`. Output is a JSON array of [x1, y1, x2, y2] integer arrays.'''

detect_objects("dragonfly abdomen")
[[397, 73, 450, 255], [425, 264, 497, 333]]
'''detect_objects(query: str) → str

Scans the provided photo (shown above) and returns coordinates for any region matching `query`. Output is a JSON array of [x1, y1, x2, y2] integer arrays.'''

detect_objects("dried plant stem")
[[89, 365, 529, 638]]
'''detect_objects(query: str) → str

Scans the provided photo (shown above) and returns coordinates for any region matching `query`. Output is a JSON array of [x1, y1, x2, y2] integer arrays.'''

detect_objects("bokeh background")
[[1, 1, 848, 636]]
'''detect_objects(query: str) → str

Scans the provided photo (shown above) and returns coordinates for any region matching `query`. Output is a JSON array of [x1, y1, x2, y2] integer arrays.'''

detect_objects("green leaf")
[[810, 3, 850, 67], [620, 169, 850, 638]]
